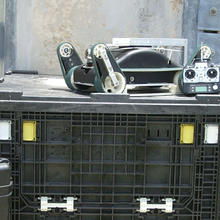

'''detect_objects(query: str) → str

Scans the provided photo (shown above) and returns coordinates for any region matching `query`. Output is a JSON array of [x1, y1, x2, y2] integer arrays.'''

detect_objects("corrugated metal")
[[0, 0, 4, 81], [198, 0, 220, 31], [183, 0, 220, 60], [197, 0, 220, 63], [182, 0, 200, 58], [197, 32, 220, 63]]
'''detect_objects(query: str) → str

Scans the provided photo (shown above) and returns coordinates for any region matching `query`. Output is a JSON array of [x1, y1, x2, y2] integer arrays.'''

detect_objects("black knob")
[[207, 68, 217, 78], [185, 69, 196, 79]]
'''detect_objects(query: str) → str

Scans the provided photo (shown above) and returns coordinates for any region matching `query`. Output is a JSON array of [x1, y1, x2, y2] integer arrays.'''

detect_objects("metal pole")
[[0, 0, 5, 82]]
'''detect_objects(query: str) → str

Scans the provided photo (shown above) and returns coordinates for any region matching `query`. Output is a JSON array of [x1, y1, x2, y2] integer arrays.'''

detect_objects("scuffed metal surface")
[[198, 1, 220, 31], [182, 0, 200, 57], [15, 0, 184, 75], [0, 0, 4, 80]]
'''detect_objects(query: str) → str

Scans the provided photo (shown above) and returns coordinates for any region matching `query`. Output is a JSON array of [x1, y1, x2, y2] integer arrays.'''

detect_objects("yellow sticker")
[[180, 124, 194, 144], [23, 121, 36, 141]]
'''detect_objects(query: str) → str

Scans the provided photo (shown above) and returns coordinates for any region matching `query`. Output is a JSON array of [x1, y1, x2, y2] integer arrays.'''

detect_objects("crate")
[[0, 74, 220, 220], [0, 157, 12, 220], [0, 111, 219, 220]]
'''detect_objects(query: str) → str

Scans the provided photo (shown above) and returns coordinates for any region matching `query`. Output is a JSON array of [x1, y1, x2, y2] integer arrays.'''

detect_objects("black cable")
[[5, 70, 38, 75]]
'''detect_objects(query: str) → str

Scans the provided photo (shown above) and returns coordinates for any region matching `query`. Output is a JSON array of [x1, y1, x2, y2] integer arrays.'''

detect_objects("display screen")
[[195, 86, 207, 92]]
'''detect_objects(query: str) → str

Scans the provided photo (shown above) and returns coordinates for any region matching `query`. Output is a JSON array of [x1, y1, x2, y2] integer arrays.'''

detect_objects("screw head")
[[130, 76, 135, 82], [210, 7, 217, 16]]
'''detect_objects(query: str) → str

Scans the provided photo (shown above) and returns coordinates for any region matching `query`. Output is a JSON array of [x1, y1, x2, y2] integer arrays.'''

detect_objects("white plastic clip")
[[137, 198, 174, 213], [39, 196, 77, 212]]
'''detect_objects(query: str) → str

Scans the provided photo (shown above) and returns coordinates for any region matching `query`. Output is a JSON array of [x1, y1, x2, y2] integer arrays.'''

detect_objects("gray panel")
[[198, 0, 220, 31], [0, 23, 4, 59], [0, 0, 4, 82], [182, 0, 200, 60], [197, 32, 220, 63], [4, 0, 16, 72]]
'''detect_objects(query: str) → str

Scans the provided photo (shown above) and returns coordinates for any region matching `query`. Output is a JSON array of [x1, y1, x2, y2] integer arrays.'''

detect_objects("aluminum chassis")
[[110, 38, 188, 66]]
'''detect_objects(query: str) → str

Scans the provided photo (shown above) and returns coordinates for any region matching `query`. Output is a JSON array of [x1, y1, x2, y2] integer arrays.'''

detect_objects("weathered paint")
[[182, 0, 200, 58], [13, 0, 184, 75], [5, 0, 16, 71], [0, 0, 4, 80]]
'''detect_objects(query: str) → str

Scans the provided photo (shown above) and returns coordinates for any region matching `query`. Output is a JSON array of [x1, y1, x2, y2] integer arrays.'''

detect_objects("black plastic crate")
[[0, 158, 12, 220], [0, 74, 220, 220], [0, 112, 219, 220]]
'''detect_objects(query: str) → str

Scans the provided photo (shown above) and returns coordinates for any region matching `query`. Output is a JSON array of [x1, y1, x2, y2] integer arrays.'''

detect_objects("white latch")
[[39, 197, 77, 212], [137, 198, 175, 213]]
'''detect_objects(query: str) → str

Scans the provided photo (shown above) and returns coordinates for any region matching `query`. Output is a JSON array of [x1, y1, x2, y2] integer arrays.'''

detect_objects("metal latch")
[[39, 196, 77, 212], [137, 198, 175, 213]]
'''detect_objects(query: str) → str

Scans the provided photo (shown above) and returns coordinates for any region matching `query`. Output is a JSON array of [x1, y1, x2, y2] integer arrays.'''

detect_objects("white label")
[[0, 120, 12, 140], [204, 124, 219, 144]]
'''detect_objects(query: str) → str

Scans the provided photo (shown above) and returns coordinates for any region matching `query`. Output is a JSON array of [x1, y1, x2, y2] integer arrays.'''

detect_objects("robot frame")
[[57, 38, 220, 95]]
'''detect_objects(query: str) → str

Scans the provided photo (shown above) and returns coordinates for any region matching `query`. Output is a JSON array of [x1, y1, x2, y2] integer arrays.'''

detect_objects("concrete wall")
[[6, 0, 184, 75]]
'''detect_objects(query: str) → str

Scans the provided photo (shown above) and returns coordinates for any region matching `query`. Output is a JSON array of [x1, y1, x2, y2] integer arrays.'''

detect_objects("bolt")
[[210, 7, 217, 16], [130, 76, 135, 82]]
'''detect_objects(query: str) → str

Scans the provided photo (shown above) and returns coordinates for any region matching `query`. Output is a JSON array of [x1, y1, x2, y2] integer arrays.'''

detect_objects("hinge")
[[137, 198, 175, 213], [39, 196, 77, 212]]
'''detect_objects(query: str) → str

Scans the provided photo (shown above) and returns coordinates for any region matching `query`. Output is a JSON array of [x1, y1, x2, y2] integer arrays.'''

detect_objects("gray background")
[[3, 0, 220, 75], [5, 0, 184, 75]]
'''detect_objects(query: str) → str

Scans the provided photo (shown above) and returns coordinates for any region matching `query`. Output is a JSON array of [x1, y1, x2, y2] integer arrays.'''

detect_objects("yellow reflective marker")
[[23, 121, 36, 141], [180, 124, 194, 144]]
